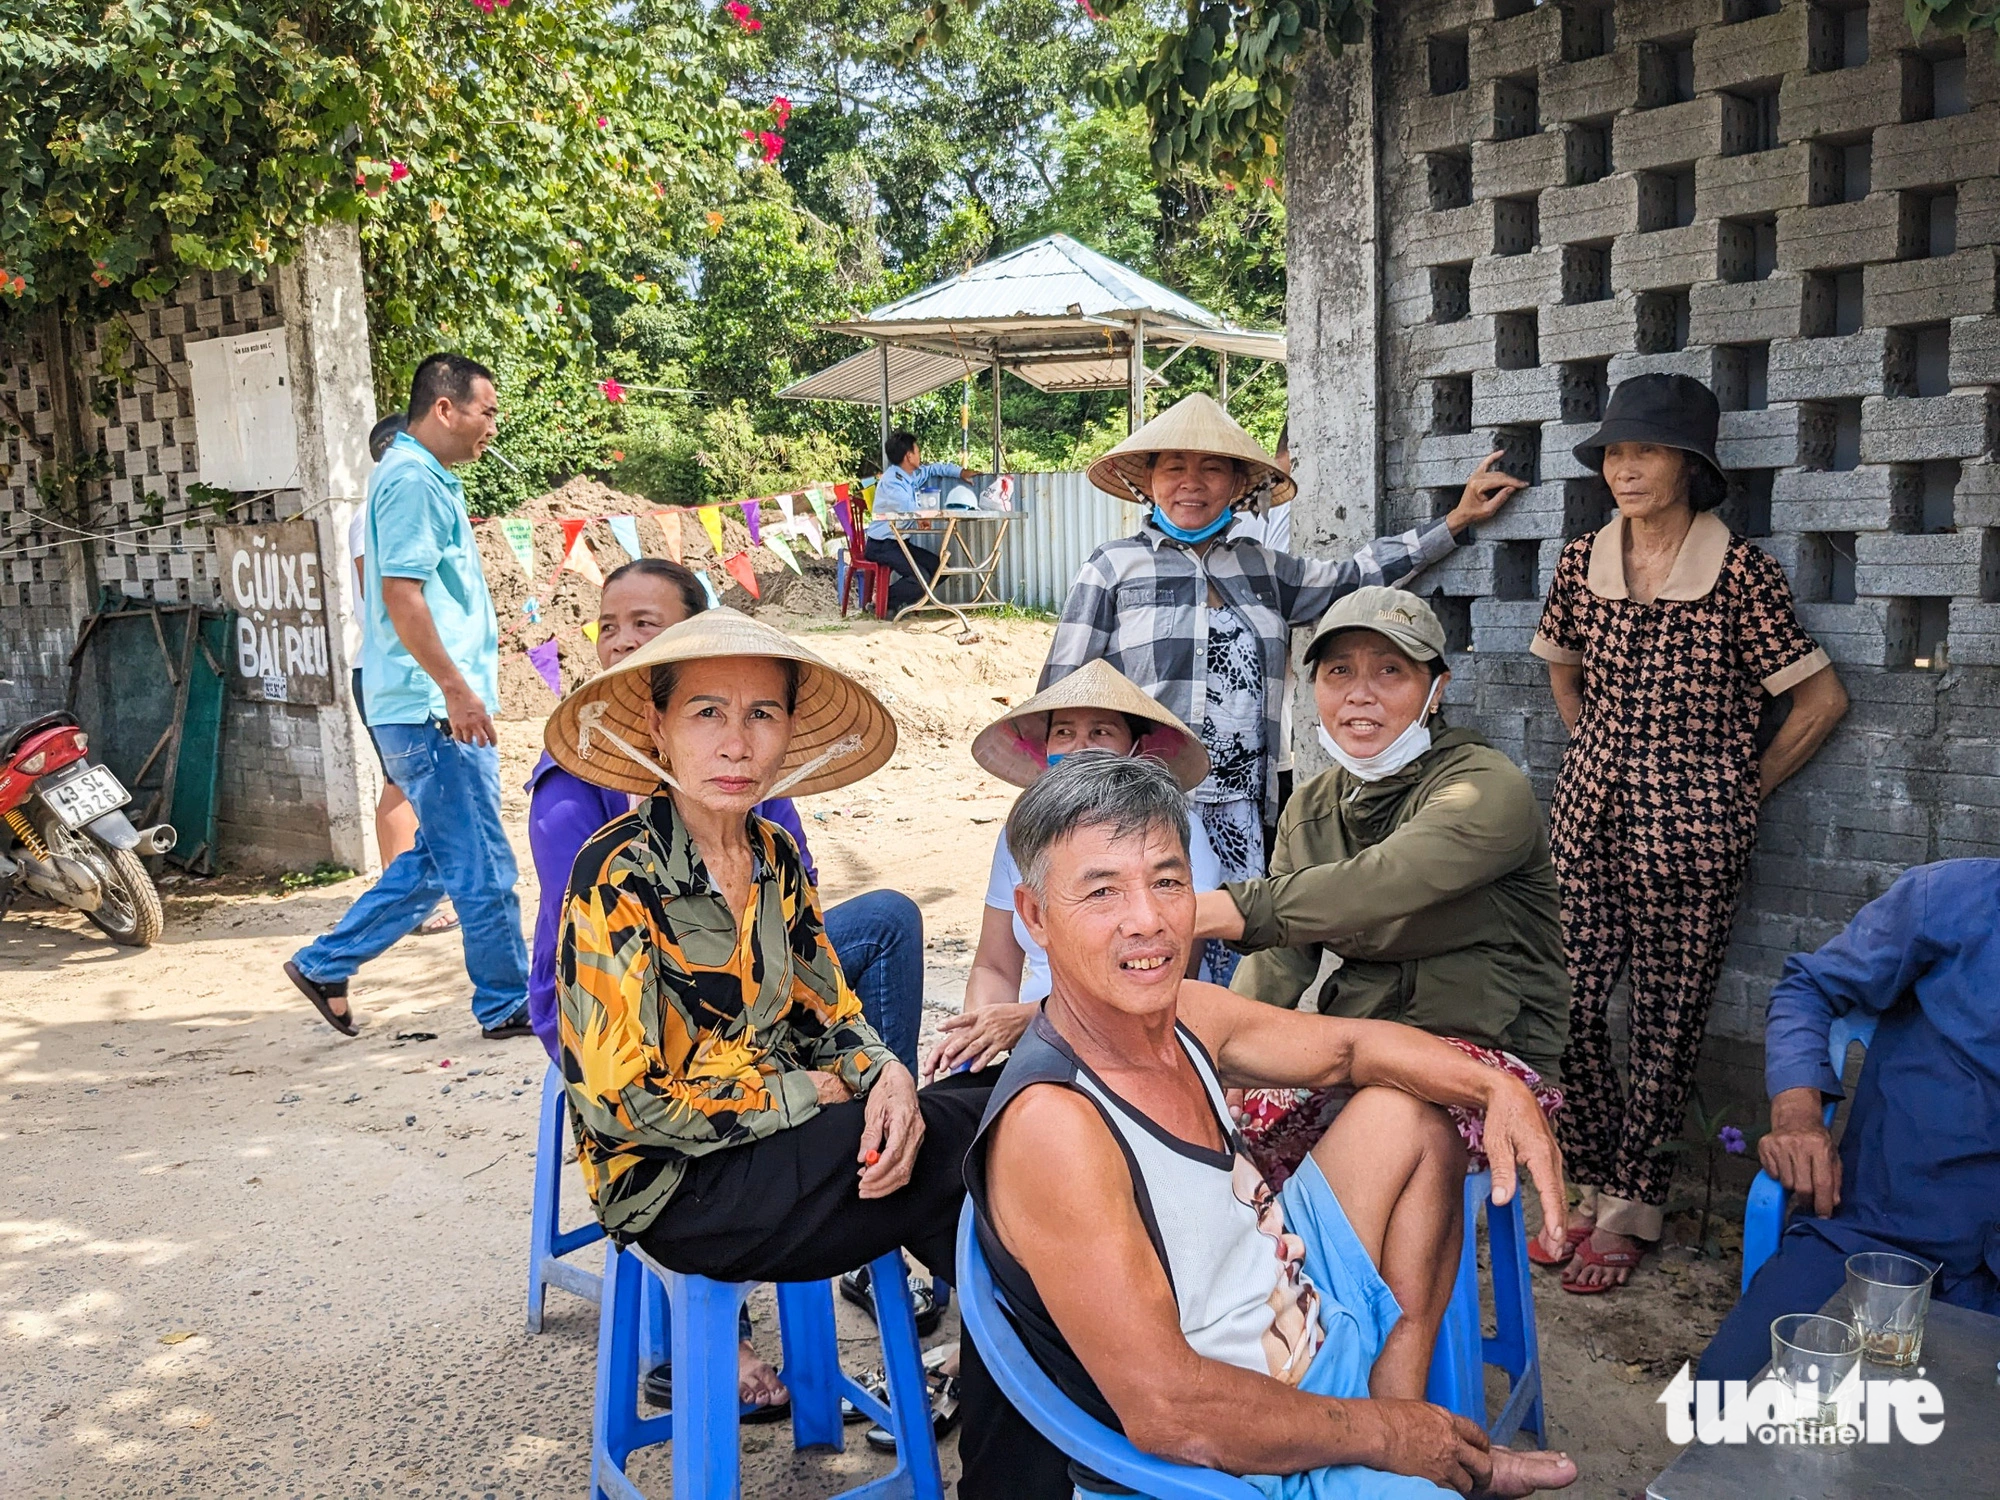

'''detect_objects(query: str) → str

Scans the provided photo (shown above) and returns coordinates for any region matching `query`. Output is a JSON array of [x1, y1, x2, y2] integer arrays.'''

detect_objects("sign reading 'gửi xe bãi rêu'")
[[213, 520, 334, 705]]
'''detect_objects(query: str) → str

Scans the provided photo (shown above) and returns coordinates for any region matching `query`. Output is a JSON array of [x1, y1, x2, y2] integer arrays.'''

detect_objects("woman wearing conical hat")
[[1040, 395, 1523, 968], [543, 607, 999, 1463], [925, 661, 1224, 1077]]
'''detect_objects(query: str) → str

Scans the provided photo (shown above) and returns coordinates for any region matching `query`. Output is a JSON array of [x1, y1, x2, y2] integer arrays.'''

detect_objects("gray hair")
[[1006, 751, 1191, 895]]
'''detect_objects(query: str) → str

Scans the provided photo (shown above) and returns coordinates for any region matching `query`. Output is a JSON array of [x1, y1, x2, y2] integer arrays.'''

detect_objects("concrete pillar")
[[274, 221, 381, 873], [1285, 26, 1383, 776]]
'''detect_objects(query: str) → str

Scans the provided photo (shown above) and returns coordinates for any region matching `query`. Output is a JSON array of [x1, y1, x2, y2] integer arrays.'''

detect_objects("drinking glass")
[[1770, 1313, 1861, 1434], [1846, 1251, 1935, 1368]]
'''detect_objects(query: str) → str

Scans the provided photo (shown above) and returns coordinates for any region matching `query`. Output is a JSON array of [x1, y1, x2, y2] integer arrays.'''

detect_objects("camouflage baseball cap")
[[1303, 586, 1447, 665]]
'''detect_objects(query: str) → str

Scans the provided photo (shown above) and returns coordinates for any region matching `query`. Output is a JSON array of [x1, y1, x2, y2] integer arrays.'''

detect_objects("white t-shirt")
[[985, 814, 1225, 1003], [342, 509, 368, 663]]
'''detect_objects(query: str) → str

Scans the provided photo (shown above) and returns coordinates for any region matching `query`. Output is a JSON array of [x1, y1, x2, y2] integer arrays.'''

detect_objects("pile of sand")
[[479, 477, 848, 719]]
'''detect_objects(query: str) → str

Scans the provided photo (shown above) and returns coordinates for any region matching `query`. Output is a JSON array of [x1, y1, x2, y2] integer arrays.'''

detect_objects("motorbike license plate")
[[41, 765, 130, 829]]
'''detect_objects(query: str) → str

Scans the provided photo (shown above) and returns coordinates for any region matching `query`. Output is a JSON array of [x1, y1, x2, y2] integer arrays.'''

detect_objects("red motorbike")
[[0, 712, 176, 946]]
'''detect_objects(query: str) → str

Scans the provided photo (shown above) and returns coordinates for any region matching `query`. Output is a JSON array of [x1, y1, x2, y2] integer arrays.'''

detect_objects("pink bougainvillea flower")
[[772, 94, 792, 128], [1262, 176, 1278, 190], [596, 115, 608, 128], [599, 379, 627, 403], [725, 1, 761, 30], [1221, 179, 1239, 193], [389, 160, 410, 183], [758, 130, 784, 163], [472, 0, 495, 12]]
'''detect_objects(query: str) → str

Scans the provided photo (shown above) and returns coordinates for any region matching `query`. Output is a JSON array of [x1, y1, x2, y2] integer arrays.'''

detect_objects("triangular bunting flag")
[[608, 514, 644, 562], [774, 493, 798, 525], [721, 549, 760, 599], [794, 513, 825, 557], [698, 506, 726, 556], [526, 638, 562, 695], [805, 486, 830, 528], [740, 500, 761, 546], [651, 510, 683, 564], [559, 518, 587, 555], [833, 496, 854, 542], [694, 568, 723, 608], [582, 620, 601, 642], [763, 531, 801, 574], [560, 532, 605, 587], [500, 518, 537, 583]]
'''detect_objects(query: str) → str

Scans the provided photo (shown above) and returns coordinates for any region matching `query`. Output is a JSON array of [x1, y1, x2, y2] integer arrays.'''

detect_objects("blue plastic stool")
[[1423, 1170, 1546, 1447], [592, 1242, 946, 1500], [956, 1204, 1260, 1500], [526, 1062, 606, 1331], [1740, 1012, 1875, 1291]]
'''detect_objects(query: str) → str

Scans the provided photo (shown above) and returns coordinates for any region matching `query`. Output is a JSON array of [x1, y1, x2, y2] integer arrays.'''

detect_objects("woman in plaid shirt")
[[1041, 395, 1523, 969]]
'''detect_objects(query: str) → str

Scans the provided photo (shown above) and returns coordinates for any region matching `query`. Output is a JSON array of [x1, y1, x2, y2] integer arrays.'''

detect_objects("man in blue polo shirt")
[[863, 430, 982, 612], [286, 353, 532, 1040]]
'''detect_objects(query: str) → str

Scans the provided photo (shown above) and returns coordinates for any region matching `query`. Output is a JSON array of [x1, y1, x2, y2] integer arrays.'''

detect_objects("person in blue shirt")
[[1697, 858, 2000, 1380], [286, 353, 533, 1041], [864, 430, 983, 612]]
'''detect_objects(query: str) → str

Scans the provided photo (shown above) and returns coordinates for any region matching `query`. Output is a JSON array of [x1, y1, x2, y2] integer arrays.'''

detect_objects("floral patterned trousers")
[[1553, 813, 1748, 1241]]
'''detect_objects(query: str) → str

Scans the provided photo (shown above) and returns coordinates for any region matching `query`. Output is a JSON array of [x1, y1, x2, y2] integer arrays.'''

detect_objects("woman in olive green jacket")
[[1193, 586, 1570, 1087]]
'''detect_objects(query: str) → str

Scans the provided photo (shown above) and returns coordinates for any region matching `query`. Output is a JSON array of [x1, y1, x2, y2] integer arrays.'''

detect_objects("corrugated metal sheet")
[[779, 346, 969, 404], [867, 234, 1221, 326], [990, 470, 1138, 612]]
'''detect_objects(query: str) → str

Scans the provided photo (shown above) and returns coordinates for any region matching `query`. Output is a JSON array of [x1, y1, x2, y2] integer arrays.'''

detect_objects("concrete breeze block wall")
[[1, 273, 336, 870], [1372, 0, 2000, 1043]]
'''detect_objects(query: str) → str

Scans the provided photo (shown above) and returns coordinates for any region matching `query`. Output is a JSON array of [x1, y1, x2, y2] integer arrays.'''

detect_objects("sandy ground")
[[3, 613, 1742, 1499]]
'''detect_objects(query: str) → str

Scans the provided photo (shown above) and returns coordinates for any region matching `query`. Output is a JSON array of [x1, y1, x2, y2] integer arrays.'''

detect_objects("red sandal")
[[1560, 1236, 1648, 1294], [1526, 1224, 1592, 1268]]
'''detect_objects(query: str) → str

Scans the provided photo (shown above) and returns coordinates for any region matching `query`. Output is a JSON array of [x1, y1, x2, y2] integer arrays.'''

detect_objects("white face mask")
[[1316, 679, 1442, 783]]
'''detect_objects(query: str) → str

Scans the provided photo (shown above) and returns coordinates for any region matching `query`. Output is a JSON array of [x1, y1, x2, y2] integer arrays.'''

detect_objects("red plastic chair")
[[837, 482, 890, 620]]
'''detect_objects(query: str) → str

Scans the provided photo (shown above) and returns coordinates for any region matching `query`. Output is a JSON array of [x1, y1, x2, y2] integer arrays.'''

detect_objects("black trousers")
[[864, 535, 940, 611], [634, 1073, 1068, 1497]]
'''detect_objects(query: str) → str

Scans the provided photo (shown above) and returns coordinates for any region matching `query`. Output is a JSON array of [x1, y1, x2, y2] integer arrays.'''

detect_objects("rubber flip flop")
[[641, 1363, 793, 1424], [285, 961, 357, 1037], [1561, 1238, 1647, 1294], [418, 908, 461, 936], [864, 1371, 962, 1453], [1527, 1224, 1593, 1268]]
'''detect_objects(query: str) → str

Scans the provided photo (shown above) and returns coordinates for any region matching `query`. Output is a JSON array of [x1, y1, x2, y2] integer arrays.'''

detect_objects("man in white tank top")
[[969, 754, 1579, 1499]]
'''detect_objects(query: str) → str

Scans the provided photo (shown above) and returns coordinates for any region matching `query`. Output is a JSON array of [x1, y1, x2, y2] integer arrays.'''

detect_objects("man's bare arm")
[[380, 575, 494, 745], [985, 1083, 1493, 1491], [1178, 983, 1568, 1254]]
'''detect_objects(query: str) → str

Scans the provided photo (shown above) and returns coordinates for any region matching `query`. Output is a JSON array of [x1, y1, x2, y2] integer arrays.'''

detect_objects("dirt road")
[[1, 615, 1738, 1498]]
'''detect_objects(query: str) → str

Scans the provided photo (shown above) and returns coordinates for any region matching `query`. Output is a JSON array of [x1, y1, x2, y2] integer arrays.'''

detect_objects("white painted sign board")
[[212, 520, 335, 705], [186, 327, 302, 491]]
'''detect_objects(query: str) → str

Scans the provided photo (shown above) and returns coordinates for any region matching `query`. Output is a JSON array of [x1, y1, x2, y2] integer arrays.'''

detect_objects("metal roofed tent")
[[779, 233, 1285, 465]]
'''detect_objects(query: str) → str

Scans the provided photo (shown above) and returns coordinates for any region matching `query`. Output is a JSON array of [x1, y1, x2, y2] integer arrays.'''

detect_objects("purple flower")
[[1718, 1125, 1747, 1155]]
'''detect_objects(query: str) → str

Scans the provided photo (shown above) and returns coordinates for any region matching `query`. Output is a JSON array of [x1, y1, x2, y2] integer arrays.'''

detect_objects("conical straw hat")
[[1085, 392, 1296, 513], [543, 607, 897, 797], [971, 659, 1210, 791]]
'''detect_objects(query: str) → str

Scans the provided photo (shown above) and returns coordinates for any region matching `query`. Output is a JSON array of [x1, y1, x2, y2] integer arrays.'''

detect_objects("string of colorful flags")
[[482, 483, 858, 696]]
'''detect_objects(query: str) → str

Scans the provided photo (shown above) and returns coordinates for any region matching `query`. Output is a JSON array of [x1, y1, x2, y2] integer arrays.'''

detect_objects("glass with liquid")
[[1846, 1252, 1935, 1368], [1771, 1313, 1861, 1433]]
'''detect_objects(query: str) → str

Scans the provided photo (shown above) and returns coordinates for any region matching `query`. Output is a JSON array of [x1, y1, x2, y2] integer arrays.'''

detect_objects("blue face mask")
[[1150, 504, 1235, 545], [1044, 752, 1066, 768]]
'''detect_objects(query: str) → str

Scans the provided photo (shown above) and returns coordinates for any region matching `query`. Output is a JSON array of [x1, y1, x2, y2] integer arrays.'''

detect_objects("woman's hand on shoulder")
[[925, 1003, 1034, 1080]]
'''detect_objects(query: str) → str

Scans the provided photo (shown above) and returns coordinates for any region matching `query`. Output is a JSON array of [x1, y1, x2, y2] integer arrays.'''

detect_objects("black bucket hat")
[[1572, 373, 1724, 483]]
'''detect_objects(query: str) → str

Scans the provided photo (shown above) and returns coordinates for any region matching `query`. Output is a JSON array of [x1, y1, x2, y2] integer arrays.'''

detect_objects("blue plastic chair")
[[1740, 1012, 1876, 1292], [1424, 1170, 1546, 1447], [955, 1203, 1261, 1500], [526, 1062, 606, 1331], [955, 1172, 1547, 1500], [592, 1241, 945, 1500]]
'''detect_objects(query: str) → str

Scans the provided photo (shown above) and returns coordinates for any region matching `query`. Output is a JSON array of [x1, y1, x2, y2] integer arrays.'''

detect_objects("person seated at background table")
[[865, 430, 983, 612], [966, 753, 1578, 1499], [1191, 587, 1569, 1189], [546, 608, 989, 1444], [1040, 394, 1524, 981], [1696, 857, 2000, 1382], [925, 659, 1227, 1078]]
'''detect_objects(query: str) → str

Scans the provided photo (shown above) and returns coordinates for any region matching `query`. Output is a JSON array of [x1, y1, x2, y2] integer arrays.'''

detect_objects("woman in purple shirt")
[[526, 558, 932, 1411]]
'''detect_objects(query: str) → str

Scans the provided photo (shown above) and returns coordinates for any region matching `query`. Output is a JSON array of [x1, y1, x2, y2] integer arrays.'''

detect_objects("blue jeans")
[[823, 889, 923, 1071], [292, 721, 529, 1028]]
